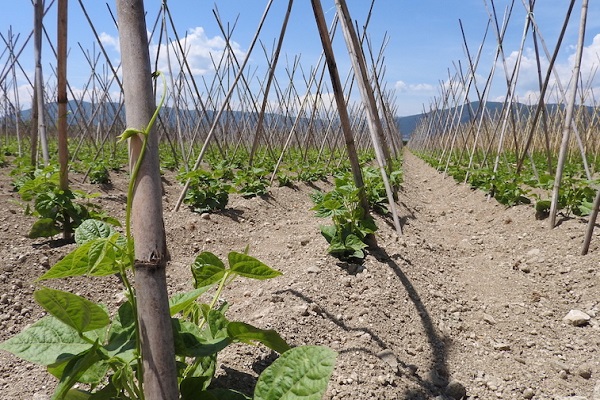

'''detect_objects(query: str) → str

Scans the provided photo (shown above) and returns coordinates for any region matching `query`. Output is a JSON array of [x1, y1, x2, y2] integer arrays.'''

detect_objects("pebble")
[[519, 264, 531, 273], [563, 310, 591, 326], [576, 363, 593, 379], [295, 304, 309, 317], [40, 255, 50, 268], [483, 313, 497, 325], [376, 349, 399, 372], [493, 342, 511, 351], [558, 369, 568, 379], [445, 380, 467, 399], [523, 388, 535, 399], [306, 266, 321, 274]]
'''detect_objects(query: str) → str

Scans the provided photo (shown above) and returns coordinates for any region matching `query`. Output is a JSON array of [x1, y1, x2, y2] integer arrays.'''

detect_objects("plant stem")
[[121, 72, 165, 399]]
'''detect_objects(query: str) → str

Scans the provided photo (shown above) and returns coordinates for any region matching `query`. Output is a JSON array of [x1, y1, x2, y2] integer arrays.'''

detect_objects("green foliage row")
[[311, 159, 402, 261], [419, 151, 597, 218]]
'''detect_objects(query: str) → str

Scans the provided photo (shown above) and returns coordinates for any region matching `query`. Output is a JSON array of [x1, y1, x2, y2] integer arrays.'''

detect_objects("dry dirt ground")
[[0, 149, 599, 400]]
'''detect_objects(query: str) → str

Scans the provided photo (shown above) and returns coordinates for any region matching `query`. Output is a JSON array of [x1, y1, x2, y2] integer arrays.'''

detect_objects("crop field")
[[0, 1, 599, 400]]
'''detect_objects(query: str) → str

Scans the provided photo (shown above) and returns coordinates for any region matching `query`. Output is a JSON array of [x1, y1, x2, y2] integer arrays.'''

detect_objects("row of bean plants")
[[418, 150, 598, 219]]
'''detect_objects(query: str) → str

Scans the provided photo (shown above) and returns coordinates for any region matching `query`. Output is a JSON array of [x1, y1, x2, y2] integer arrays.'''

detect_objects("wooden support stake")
[[334, 0, 401, 235], [549, 0, 588, 228], [116, 1, 178, 398]]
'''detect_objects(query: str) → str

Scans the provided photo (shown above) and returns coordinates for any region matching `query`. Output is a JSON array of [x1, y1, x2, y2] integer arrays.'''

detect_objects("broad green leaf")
[[345, 234, 368, 251], [198, 306, 229, 339], [228, 252, 281, 280], [52, 342, 103, 400], [194, 251, 225, 269], [104, 330, 136, 363], [254, 346, 337, 400], [34, 287, 110, 333], [0, 316, 94, 366], [227, 322, 290, 354], [168, 286, 212, 316], [74, 219, 115, 244], [191, 252, 226, 288], [535, 199, 551, 213], [319, 225, 337, 244], [172, 319, 231, 358], [103, 301, 136, 363], [38, 241, 93, 281], [115, 299, 136, 330], [180, 377, 214, 400], [359, 217, 378, 235], [579, 200, 594, 216], [86, 235, 122, 276], [63, 389, 93, 400], [28, 217, 61, 238], [48, 354, 109, 385]]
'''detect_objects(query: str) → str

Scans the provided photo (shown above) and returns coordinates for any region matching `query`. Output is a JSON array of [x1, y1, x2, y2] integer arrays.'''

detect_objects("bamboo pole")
[[249, 0, 294, 165], [310, 0, 369, 217], [549, 0, 588, 228], [57, 0, 70, 238], [334, 0, 401, 235], [33, 0, 49, 165], [115, 1, 178, 398], [515, 0, 576, 175]]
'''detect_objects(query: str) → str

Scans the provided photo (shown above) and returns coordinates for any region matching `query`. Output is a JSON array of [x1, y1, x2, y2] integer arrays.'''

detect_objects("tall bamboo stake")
[[57, 0, 70, 238], [249, 0, 294, 165], [515, 0, 576, 175], [334, 0, 401, 235], [549, 0, 588, 228], [34, 0, 49, 165], [116, 1, 178, 398], [310, 0, 369, 217]]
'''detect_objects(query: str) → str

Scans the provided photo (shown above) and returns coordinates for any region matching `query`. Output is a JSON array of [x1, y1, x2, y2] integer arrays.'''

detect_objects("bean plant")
[[0, 72, 337, 399], [14, 164, 108, 238], [311, 174, 377, 260], [418, 150, 598, 217]]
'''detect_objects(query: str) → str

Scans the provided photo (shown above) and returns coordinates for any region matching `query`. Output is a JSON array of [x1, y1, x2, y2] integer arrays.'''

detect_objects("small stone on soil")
[[523, 388, 535, 399], [445, 380, 467, 399], [376, 349, 399, 372], [306, 265, 321, 274], [563, 310, 591, 326]]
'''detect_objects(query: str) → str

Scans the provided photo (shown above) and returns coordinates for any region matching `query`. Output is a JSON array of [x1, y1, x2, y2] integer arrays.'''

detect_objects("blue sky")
[[1, 1, 599, 116]]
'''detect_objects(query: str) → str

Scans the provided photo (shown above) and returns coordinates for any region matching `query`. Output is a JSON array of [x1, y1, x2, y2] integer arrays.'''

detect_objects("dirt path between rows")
[[0, 149, 599, 399]]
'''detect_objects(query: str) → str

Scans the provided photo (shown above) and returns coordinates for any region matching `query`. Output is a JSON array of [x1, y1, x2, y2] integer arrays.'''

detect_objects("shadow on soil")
[[277, 241, 452, 399], [370, 244, 452, 399]]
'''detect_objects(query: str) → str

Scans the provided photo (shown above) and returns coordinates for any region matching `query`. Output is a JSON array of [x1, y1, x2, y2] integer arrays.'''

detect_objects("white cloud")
[[152, 27, 245, 77], [99, 32, 119, 51], [394, 80, 435, 93], [492, 33, 600, 105]]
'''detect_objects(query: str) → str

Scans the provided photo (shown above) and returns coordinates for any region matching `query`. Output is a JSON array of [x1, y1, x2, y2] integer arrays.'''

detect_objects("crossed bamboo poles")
[[408, 0, 600, 254], [0, 0, 403, 234]]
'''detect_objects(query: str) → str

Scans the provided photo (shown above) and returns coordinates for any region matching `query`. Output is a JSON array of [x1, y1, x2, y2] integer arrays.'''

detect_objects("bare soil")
[[0, 150, 599, 399]]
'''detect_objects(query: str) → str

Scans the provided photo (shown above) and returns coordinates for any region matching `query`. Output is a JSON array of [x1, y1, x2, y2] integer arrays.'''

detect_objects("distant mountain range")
[[395, 101, 595, 140], [6, 100, 594, 141]]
